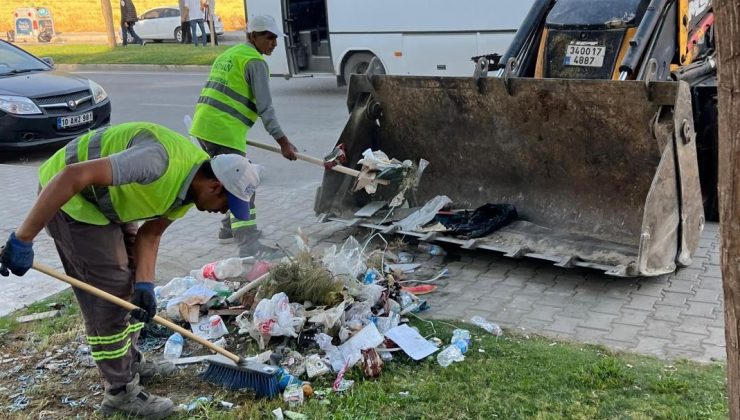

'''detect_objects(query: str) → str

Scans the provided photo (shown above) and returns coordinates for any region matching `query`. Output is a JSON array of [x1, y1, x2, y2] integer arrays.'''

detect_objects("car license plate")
[[57, 111, 93, 129], [564, 42, 606, 67]]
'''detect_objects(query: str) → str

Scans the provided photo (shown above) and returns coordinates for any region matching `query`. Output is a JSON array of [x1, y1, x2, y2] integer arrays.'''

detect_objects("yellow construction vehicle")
[[315, 0, 717, 277]]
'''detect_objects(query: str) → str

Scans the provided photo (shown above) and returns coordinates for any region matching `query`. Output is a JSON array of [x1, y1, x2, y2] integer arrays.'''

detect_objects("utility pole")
[[715, 1, 740, 418], [100, 0, 116, 47]]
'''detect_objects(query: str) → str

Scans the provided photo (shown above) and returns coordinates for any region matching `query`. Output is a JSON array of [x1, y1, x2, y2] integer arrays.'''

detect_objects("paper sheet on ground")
[[384, 324, 439, 360]]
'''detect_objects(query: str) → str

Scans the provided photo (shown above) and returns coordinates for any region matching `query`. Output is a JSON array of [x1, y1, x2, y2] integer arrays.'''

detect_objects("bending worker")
[[0, 122, 260, 419], [190, 14, 297, 258]]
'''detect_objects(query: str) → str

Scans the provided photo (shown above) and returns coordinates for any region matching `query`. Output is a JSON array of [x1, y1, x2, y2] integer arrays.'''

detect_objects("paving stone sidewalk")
[[0, 164, 726, 363]]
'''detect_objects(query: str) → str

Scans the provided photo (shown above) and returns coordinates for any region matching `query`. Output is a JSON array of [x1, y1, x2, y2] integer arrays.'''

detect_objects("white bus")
[[245, 0, 534, 84]]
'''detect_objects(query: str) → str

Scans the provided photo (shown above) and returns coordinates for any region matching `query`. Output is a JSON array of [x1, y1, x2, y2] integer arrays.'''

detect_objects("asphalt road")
[[0, 70, 348, 189]]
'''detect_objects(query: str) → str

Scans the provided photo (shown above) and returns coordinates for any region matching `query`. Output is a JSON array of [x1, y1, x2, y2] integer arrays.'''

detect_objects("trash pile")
[[149, 230, 504, 408]]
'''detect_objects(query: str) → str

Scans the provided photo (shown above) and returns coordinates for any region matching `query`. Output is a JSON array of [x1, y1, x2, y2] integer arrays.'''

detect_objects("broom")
[[31, 262, 281, 398]]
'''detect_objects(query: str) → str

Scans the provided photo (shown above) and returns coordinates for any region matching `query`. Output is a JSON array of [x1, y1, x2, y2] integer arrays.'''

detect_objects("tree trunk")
[[208, 0, 216, 47], [100, 0, 116, 48], [716, 1, 740, 418]]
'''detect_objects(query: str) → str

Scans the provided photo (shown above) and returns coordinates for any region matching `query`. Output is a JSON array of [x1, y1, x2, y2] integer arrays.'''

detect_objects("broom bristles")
[[200, 360, 281, 398]]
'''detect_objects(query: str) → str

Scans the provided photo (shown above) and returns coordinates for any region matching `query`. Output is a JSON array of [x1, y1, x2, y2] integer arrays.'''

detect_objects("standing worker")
[[120, 0, 145, 46], [190, 14, 298, 258], [178, 0, 192, 45], [186, 0, 207, 46], [0, 122, 260, 419]]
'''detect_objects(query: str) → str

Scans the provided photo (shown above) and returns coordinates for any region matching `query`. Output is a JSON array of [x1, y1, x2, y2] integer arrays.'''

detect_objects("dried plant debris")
[[261, 261, 344, 306]]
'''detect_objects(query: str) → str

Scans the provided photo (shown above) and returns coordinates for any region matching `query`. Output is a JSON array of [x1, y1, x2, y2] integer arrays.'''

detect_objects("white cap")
[[210, 154, 260, 221], [247, 15, 285, 37]]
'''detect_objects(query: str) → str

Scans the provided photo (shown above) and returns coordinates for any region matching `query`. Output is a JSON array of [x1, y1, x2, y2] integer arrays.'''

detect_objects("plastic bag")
[[344, 301, 372, 327], [337, 323, 384, 369], [322, 236, 366, 281], [308, 301, 346, 330], [315, 333, 346, 372], [252, 293, 304, 338]]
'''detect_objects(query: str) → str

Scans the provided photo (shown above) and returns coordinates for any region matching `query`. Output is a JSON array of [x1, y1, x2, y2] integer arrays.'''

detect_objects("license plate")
[[564, 42, 606, 68], [57, 111, 93, 129]]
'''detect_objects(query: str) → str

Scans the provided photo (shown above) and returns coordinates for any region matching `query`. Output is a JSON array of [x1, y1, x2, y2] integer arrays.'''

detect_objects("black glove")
[[0, 232, 34, 277], [130, 282, 157, 323]]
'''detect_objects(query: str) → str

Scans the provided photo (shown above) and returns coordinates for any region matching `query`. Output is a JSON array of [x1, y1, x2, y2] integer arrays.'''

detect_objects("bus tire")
[[342, 52, 383, 86]]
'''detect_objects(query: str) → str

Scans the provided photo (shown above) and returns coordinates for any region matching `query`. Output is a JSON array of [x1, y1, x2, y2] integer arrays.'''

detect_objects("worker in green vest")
[[190, 14, 297, 258], [0, 122, 260, 419]]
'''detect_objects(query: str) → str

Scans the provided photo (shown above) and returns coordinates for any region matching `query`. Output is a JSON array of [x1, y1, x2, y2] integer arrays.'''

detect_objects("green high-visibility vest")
[[38, 122, 209, 225], [190, 44, 265, 152]]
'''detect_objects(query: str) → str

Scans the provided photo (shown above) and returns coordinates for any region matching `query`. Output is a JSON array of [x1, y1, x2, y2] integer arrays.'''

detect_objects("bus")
[[245, 0, 535, 85]]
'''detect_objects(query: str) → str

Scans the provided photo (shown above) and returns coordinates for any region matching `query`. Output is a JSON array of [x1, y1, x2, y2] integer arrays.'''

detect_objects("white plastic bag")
[[321, 236, 366, 280], [252, 293, 304, 338]]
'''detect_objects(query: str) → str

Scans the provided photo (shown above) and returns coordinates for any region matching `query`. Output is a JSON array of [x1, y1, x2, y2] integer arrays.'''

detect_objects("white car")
[[129, 5, 224, 43]]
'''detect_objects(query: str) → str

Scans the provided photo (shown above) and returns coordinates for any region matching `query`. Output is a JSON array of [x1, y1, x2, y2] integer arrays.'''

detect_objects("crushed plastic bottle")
[[163, 333, 184, 360], [437, 339, 468, 367], [450, 329, 471, 347], [191, 257, 247, 281], [417, 243, 447, 256], [470, 315, 503, 336]]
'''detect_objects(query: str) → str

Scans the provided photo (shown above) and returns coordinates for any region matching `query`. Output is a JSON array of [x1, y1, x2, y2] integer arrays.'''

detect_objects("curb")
[[55, 63, 211, 72]]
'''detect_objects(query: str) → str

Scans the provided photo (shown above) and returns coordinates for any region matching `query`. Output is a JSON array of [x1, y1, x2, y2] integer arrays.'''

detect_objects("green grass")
[[0, 297, 728, 419], [22, 44, 230, 65], [0, 289, 78, 337]]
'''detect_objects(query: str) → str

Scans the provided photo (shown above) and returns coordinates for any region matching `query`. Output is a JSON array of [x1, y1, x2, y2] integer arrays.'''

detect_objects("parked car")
[[131, 5, 224, 43], [0, 40, 111, 151]]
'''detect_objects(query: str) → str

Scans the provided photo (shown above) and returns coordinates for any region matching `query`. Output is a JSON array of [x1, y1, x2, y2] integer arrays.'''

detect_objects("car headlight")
[[0, 95, 42, 115], [89, 80, 108, 104]]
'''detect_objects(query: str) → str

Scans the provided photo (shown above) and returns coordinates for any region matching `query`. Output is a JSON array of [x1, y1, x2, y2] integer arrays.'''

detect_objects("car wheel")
[[342, 52, 384, 85], [174, 27, 182, 43]]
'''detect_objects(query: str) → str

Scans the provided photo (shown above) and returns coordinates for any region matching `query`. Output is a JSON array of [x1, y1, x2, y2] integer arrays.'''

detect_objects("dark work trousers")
[[46, 211, 143, 391], [198, 139, 259, 256], [180, 20, 192, 44], [121, 21, 143, 46]]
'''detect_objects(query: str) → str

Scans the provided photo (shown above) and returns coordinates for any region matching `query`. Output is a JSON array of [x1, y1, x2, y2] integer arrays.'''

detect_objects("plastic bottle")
[[163, 333, 184, 360], [437, 339, 468, 367], [470, 315, 503, 336], [191, 257, 246, 281], [450, 329, 471, 347], [418, 243, 447, 256]]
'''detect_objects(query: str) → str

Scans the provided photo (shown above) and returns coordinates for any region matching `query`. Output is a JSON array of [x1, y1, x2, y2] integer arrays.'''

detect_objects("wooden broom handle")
[[32, 262, 242, 364], [248, 139, 390, 185]]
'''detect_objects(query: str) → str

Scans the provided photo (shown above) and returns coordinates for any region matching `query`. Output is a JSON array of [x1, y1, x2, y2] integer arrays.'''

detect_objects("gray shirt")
[[245, 41, 285, 140], [108, 132, 168, 185], [107, 131, 200, 219]]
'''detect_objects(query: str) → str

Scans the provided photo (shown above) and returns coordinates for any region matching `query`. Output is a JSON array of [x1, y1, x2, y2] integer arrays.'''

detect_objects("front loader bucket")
[[315, 75, 704, 277]]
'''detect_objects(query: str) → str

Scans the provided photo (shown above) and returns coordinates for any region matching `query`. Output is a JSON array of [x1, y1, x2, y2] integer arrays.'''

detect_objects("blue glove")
[[0, 232, 34, 277], [130, 282, 157, 323]]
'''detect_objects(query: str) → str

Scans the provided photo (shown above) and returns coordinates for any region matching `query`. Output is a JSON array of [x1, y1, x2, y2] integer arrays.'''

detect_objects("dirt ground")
[[0, 319, 263, 418]]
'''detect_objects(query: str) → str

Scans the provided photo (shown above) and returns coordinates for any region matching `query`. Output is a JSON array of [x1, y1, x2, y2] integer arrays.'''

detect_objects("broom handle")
[[248, 139, 390, 185], [226, 271, 270, 303], [32, 262, 242, 365]]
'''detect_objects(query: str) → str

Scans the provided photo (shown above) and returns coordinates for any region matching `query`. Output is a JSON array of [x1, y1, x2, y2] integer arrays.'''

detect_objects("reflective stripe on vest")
[[38, 122, 209, 225], [203, 80, 258, 114], [196, 95, 255, 128], [189, 44, 264, 152], [64, 129, 119, 221]]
